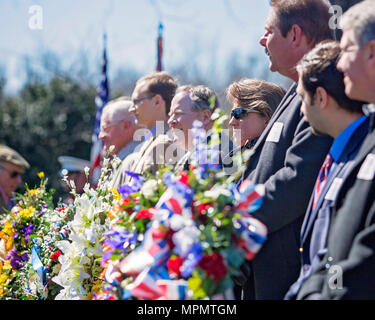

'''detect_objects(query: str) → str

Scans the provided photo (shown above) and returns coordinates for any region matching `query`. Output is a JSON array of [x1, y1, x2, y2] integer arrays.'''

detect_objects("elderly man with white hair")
[[98, 96, 142, 187]]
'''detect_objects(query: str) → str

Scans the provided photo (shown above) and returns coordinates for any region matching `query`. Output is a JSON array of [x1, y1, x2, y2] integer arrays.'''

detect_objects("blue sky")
[[0, 0, 281, 94]]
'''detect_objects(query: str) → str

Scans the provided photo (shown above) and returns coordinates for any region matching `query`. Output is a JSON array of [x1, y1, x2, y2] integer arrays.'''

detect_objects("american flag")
[[90, 33, 110, 186], [156, 22, 163, 72]]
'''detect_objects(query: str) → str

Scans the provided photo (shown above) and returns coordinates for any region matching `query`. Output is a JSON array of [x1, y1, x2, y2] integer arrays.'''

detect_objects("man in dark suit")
[[296, 0, 375, 299], [239, 0, 335, 300], [284, 41, 367, 299]]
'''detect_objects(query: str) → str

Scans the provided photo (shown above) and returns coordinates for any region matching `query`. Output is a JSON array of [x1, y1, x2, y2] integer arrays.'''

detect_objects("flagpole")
[[156, 22, 163, 72], [90, 33, 110, 187]]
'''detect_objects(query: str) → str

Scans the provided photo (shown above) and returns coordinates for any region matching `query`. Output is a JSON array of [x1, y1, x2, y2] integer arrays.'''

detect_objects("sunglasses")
[[0, 165, 23, 178], [231, 108, 261, 120]]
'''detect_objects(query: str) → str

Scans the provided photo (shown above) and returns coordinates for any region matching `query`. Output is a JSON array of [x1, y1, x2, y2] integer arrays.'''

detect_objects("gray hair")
[[189, 85, 220, 112], [341, 0, 375, 47], [102, 97, 135, 124]]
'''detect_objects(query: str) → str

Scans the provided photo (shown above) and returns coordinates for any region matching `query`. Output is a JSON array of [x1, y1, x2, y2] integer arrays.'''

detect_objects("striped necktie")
[[312, 153, 333, 210]]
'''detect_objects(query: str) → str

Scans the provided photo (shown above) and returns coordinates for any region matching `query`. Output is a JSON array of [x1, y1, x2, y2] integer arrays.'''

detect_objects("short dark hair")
[[297, 40, 364, 113], [136, 71, 179, 115], [226, 78, 285, 120], [271, 0, 334, 46]]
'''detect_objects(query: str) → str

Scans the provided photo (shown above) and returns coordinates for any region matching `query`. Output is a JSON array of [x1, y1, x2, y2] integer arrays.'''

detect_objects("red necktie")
[[312, 153, 333, 210]]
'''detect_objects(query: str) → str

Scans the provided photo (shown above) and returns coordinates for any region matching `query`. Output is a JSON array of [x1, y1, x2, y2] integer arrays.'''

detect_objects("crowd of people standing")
[[1, 0, 375, 300]]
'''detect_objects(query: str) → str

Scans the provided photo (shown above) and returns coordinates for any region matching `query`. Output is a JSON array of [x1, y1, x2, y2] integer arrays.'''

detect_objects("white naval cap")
[[57, 156, 91, 177]]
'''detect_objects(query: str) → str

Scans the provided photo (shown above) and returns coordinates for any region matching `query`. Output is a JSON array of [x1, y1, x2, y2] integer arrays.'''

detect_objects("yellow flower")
[[37, 171, 45, 179], [28, 189, 39, 197], [18, 207, 35, 219], [111, 188, 121, 201], [3, 261, 12, 271], [2, 221, 15, 237], [0, 274, 8, 285]]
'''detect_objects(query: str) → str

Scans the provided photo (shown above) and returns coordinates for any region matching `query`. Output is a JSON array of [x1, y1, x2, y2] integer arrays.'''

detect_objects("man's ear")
[[316, 87, 329, 110], [289, 24, 303, 49], [153, 94, 163, 109], [120, 119, 129, 130], [201, 109, 212, 126]]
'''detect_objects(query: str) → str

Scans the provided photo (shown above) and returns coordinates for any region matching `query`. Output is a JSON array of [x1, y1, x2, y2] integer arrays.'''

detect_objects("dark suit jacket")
[[297, 111, 375, 300], [240, 83, 333, 300], [285, 116, 370, 300]]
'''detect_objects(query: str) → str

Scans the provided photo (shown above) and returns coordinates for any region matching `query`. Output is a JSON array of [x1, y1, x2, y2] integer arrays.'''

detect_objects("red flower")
[[51, 250, 62, 262], [198, 252, 227, 282], [178, 172, 189, 186], [136, 209, 154, 220], [58, 208, 65, 212], [196, 203, 213, 224], [197, 203, 213, 214], [167, 256, 184, 277], [120, 198, 130, 206]]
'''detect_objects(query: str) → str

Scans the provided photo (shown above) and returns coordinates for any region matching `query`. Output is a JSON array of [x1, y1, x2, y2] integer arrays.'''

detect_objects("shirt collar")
[[330, 115, 368, 162], [144, 126, 156, 141], [117, 140, 140, 160]]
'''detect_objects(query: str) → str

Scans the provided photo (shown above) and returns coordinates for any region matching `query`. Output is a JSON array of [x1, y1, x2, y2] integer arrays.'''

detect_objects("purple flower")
[[124, 171, 145, 183], [6, 249, 26, 270], [21, 224, 35, 243], [21, 253, 29, 261], [117, 185, 140, 198], [101, 230, 138, 265]]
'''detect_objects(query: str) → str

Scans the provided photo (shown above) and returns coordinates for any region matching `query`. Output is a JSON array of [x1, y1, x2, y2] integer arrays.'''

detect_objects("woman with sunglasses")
[[228, 78, 285, 148], [223, 78, 285, 177], [224, 78, 285, 298]]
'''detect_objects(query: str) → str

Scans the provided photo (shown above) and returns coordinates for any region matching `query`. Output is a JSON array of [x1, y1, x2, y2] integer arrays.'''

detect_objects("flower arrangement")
[[0, 172, 57, 299], [0, 109, 268, 301], [93, 111, 268, 300], [51, 154, 122, 300]]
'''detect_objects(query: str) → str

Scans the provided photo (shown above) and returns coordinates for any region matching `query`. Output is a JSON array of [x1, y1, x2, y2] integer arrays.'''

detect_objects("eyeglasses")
[[231, 108, 261, 120], [132, 95, 156, 106], [0, 164, 23, 179]]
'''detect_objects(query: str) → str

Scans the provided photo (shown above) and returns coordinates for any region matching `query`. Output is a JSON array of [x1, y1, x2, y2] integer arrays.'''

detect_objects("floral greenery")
[[50, 153, 122, 300], [93, 110, 267, 300], [0, 172, 58, 299], [0, 110, 267, 300]]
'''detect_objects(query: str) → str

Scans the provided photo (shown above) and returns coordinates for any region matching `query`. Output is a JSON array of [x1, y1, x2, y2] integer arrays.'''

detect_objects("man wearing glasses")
[[168, 85, 233, 173], [0, 145, 30, 215], [116, 71, 181, 185]]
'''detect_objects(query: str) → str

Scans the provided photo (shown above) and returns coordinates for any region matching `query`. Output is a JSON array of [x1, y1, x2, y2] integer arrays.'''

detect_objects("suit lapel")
[[132, 136, 156, 173], [250, 83, 298, 153], [301, 117, 372, 244], [348, 127, 375, 172], [301, 163, 342, 244]]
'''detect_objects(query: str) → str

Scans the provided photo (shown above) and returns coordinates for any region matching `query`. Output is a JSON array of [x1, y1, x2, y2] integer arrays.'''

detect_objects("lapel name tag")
[[357, 153, 375, 181], [266, 122, 284, 143], [325, 178, 343, 201]]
